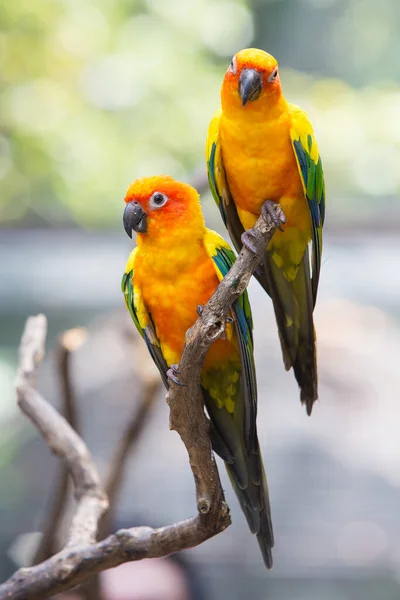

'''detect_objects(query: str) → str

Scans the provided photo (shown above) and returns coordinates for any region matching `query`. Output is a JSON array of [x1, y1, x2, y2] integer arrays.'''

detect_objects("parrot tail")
[[225, 441, 274, 569], [204, 394, 274, 569], [255, 248, 318, 415], [292, 253, 318, 415]]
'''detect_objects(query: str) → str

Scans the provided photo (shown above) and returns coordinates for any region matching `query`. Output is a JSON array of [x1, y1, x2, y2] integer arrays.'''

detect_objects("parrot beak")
[[123, 201, 147, 237], [239, 69, 262, 106]]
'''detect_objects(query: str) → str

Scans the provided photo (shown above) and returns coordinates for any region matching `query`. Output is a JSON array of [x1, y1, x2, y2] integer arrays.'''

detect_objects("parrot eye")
[[229, 56, 237, 75], [268, 68, 278, 83], [149, 191, 168, 208]]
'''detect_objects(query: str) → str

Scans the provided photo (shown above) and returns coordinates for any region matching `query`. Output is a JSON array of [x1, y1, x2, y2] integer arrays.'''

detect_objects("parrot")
[[206, 48, 325, 416], [121, 175, 274, 568]]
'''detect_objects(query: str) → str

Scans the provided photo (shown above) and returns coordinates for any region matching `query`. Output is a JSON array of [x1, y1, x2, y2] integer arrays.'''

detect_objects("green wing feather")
[[204, 230, 274, 569], [206, 236, 257, 450], [289, 104, 325, 306], [121, 253, 169, 388], [206, 110, 246, 255]]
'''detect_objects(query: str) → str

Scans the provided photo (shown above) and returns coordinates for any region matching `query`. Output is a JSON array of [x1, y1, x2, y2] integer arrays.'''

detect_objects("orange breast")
[[220, 111, 309, 233], [136, 247, 238, 368]]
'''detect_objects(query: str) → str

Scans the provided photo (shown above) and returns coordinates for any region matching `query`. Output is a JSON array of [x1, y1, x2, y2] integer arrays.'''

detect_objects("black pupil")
[[154, 194, 164, 205]]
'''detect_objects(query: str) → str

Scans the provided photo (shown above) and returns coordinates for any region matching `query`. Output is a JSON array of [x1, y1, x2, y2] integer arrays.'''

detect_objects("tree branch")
[[0, 207, 282, 600], [57, 328, 87, 431], [32, 328, 87, 564], [99, 371, 161, 540], [165, 208, 283, 515], [15, 316, 108, 551]]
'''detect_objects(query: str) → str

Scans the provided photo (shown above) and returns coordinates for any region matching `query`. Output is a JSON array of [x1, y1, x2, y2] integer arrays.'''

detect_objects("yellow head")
[[220, 48, 282, 115]]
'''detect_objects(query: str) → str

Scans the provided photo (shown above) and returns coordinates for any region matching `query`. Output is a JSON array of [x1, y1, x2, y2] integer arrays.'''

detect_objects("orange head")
[[221, 48, 282, 115], [123, 175, 204, 240]]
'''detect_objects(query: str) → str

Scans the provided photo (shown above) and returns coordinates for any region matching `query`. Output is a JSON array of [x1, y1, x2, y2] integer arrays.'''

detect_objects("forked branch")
[[0, 206, 282, 600]]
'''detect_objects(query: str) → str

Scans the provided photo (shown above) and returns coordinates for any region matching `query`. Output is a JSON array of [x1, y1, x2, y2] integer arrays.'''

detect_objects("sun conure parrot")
[[121, 175, 274, 568], [206, 48, 325, 415]]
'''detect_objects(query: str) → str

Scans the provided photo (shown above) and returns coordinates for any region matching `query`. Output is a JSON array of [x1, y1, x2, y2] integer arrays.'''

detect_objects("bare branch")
[[57, 328, 87, 431], [84, 344, 162, 600], [99, 368, 161, 539], [166, 209, 282, 515], [1, 517, 227, 600], [15, 315, 108, 552], [33, 328, 87, 564], [82, 342, 162, 600], [104, 381, 159, 506], [0, 208, 281, 600]]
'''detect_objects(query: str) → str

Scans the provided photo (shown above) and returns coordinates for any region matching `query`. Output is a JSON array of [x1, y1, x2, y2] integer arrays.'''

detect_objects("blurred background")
[[1, 0, 400, 598]]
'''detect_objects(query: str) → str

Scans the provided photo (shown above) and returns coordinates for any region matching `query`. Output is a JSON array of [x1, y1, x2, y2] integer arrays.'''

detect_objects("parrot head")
[[221, 48, 282, 112], [123, 175, 204, 239]]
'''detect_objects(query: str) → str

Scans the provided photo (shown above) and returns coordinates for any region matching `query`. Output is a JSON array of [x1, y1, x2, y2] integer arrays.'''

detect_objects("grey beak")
[[123, 201, 147, 237], [239, 69, 262, 106]]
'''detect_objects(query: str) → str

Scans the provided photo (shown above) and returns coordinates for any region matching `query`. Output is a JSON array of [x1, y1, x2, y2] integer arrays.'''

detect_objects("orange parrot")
[[122, 175, 274, 568], [206, 48, 325, 415]]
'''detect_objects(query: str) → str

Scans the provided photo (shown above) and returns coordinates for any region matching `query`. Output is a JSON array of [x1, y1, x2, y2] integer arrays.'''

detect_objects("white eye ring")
[[268, 68, 278, 83], [229, 55, 237, 75], [149, 191, 168, 209]]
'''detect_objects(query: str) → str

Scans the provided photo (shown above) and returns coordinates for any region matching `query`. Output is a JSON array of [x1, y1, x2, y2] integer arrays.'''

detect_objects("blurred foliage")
[[0, 0, 400, 229]]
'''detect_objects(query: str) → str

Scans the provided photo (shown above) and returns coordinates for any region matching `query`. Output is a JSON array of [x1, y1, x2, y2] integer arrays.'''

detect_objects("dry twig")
[[84, 344, 162, 600], [0, 207, 281, 600], [32, 328, 87, 564], [57, 328, 87, 429], [100, 353, 162, 539], [16, 316, 108, 550]]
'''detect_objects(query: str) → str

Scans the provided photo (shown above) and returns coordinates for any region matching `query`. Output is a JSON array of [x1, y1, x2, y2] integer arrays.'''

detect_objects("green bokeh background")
[[2, 0, 400, 230]]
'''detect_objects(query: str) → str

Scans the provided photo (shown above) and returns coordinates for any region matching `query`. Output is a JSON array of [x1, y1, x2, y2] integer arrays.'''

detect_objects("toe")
[[167, 368, 185, 386], [241, 230, 258, 253]]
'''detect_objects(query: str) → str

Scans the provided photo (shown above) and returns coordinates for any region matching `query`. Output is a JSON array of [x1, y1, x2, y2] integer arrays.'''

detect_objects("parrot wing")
[[206, 109, 246, 254], [121, 248, 169, 388], [257, 105, 323, 413], [204, 230, 274, 569], [122, 242, 274, 567], [204, 230, 257, 451], [289, 104, 325, 306]]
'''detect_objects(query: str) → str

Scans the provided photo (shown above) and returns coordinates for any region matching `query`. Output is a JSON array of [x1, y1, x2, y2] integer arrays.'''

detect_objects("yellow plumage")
[[206, 48, 325, 414], [122, 175, 274, 567]]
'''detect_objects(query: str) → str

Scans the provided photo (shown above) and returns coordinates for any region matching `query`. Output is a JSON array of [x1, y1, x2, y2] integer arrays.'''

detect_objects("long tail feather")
[[226, 441, 274, 569], [292, 251, 318, 414], [205, 394, 274, 568], [255, 248, 317, 414]]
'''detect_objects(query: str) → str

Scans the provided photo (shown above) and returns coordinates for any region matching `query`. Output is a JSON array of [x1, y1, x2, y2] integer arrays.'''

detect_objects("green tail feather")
[[292, 253, 318, 415], [226, 444, 274, 569], [255, 248, 318, 414], [205, 392, 274, 568]]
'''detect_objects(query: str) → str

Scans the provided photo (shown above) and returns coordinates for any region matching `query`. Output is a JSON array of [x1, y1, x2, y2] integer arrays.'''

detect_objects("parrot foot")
[[167, 364, 185, 386], [241, 228, 261, 253], [261, 200, 286, 231], [220, 315, 234, 339]]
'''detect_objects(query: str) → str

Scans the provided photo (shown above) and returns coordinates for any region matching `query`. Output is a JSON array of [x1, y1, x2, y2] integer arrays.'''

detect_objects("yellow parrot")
[[206, 48, 325, 415], [122, 175, 274, 567]]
